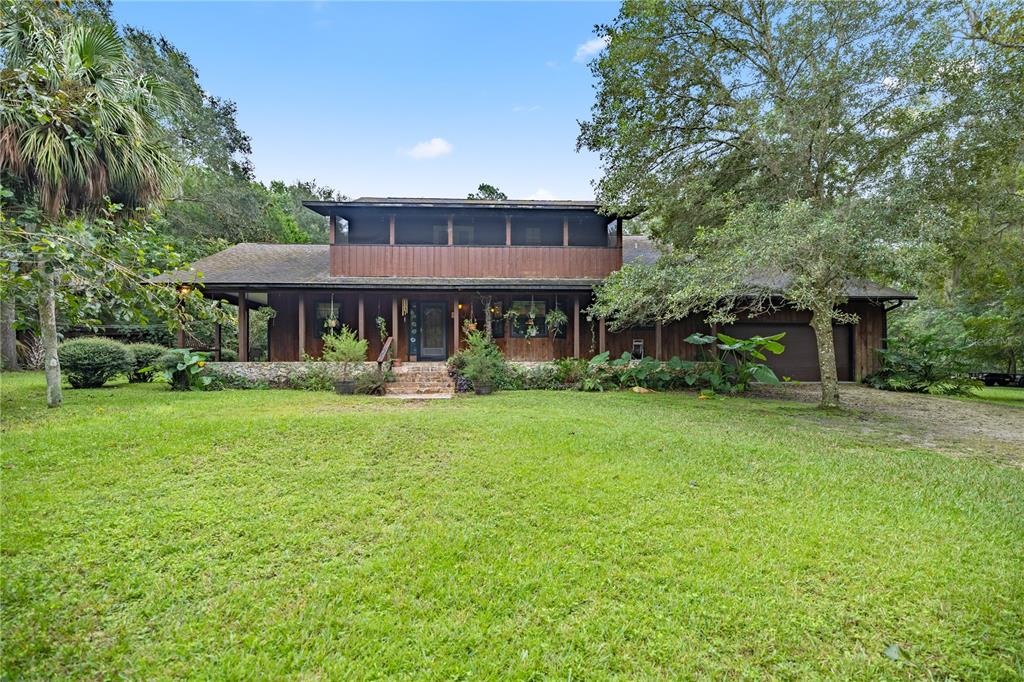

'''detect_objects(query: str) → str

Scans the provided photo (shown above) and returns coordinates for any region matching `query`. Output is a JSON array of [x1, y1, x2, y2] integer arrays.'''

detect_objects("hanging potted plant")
[[546, 307, 568, 336], [323, 294, 340, 334]]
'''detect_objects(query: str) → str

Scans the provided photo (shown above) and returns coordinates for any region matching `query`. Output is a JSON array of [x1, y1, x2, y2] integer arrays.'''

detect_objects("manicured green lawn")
[[2, 372, 1022, 679], [971, 386, 1024, 408]]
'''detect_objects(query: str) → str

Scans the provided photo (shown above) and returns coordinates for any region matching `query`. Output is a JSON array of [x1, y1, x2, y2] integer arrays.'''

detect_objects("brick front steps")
[[388, 362, 454, 395]]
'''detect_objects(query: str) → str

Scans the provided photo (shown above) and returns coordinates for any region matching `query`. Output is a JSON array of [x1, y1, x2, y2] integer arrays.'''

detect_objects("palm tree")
[[1, 3, 181, 406]]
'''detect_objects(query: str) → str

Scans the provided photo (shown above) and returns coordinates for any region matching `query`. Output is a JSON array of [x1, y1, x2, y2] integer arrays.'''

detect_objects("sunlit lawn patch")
[[2, 372, 1022, 679]]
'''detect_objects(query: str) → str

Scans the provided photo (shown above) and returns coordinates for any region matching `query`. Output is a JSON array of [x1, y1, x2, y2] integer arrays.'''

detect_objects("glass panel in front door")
[[420, 303, 447, 358]]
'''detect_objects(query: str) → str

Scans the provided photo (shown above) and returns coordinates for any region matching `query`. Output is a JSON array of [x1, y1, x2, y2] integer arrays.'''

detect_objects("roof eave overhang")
[[302, 200, 638, 219], [186, 281, 602, 292]]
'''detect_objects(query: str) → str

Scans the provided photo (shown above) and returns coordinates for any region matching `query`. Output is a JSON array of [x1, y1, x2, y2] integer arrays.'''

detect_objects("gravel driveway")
[[750, 383, 1024, 466]]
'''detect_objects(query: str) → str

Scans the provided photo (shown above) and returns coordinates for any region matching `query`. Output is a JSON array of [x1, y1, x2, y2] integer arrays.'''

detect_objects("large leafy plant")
[[159, 348, 212, 391], [683, 332, 786, 391], [864, 336, 978, 396]]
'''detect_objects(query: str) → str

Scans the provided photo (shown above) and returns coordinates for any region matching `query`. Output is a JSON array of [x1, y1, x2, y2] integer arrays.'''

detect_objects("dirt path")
[[750, 383, 1024, 466]]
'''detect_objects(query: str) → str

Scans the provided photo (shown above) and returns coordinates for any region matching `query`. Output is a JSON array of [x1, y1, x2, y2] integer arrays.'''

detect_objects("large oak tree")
[[579, 0, 987, 407]]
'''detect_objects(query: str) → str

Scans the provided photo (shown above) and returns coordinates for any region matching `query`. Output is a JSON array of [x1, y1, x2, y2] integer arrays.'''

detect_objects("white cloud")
[[403, 137, 453, 160], [527, 188, 556, 200], [545, 60, 559, 69], [512, 104, 541, 113], [574, 36, 609, 63]]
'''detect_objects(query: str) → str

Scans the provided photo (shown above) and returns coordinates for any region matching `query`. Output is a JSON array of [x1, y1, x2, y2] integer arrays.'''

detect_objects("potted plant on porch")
[[323, 325, 368, 394]]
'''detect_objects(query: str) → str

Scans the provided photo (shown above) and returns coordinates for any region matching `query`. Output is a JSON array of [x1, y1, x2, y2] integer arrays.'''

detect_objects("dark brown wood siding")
[[265, 290, 888, 377], [330, 245, 621, 279]]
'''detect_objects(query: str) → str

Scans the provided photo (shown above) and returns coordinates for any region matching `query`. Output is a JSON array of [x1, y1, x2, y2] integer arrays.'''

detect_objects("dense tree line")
[[580, 0, 1023, 406], [0, 1, 339, 401], [0, 1, 343, 401]]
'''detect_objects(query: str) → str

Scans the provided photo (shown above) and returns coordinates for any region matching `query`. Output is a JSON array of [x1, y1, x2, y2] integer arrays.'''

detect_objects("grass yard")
[[971, 386, 1024, 409], [2, 372, 1022, 679]]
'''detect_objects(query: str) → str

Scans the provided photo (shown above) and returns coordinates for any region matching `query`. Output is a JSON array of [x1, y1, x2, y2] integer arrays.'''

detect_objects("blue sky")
[[112, 1, 619, 201]]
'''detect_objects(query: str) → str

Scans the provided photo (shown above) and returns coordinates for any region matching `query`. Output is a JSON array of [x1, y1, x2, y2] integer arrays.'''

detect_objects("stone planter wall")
[[205, 361, 378, 388]]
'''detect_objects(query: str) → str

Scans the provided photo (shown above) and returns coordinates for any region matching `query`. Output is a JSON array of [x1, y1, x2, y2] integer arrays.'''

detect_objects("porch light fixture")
[[401, 298, 408, 316]]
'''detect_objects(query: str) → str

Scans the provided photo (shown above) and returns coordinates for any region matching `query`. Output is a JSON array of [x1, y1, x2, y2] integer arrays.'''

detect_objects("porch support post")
[[573, 296, 581, 358], [505, 216, 512, 246], [392, 296, 400, 360], [298, 293, 306, 359], [389, 215, 395, 245], [237, 292, 249, 362], [563, 217, 569, 247], [176, 323, 186, 348], [453, 296, 459, 352], [329, 215, 336, 244], [598, 317, 606, 354], [615, 217, 623, 249], [214, 300, 222, 361], [655, 321, 663, 360], [447, 216, 454, 246], [358, 294, 365, 340]]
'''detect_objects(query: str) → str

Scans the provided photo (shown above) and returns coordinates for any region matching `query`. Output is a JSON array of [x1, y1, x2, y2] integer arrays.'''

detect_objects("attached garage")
[[721, 322, 853, 382]]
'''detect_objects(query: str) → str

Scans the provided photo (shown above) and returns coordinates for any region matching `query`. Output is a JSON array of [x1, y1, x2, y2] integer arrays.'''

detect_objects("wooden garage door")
[[721, 322, 852, 382]]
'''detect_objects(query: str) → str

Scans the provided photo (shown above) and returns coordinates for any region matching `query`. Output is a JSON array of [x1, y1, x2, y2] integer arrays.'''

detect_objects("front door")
[[419, 301, 448, 360]]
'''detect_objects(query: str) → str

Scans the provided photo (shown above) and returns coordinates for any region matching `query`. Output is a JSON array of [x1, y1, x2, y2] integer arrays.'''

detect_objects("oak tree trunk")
[[1, 292, 18, 371], [810, 308, 840, 409], [38, 264, 62, 408]]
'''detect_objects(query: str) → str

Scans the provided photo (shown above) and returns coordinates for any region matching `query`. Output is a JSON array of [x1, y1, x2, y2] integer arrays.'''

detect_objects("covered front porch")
[[189, 287, 649, 364]]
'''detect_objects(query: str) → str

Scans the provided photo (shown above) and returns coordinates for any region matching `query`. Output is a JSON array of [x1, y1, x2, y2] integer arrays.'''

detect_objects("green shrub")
[[495, 363, 526, 391], [57, 338, 134, 388], [321, 326, 367, 380], [126, 343, 166, 383], [205, 372, 267, 390], [551, 357, 589, 387], [157, 348, 212, 391], [355, 366, 394, 395], [218, 348, 238, 362], [521, 363, 561, 390], [864, 335, 978, 395], [459, 330, 507, 391], [291, 362, 335, 391]]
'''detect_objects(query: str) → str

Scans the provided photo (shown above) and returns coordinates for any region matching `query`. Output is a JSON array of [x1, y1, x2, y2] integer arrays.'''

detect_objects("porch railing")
[[377, 336, 393, 368]]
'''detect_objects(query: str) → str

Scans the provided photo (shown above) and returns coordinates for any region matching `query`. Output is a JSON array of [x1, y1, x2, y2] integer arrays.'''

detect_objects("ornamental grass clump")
[[126, 343, 167, 383], [57, 338, 134, 388]]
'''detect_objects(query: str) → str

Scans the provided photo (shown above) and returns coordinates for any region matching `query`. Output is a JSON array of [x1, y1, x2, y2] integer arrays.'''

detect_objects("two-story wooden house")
[[165, 197, 912, 381]]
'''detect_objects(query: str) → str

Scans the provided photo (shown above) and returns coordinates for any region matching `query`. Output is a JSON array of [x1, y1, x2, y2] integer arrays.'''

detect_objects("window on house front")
[[316, 301, 342, 339], [432, 224, 450, 245], [487, 300, 505, 338], [510, 299, 547, 338]]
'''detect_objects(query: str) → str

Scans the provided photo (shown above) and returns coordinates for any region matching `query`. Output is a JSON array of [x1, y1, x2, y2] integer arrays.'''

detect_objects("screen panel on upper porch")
[[303, 198, 626, 280]]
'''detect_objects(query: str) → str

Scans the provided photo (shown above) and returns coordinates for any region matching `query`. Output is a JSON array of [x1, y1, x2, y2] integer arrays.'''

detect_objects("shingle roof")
[[621, 236, 914, 299], [622, 235, 664, 264], [157, 239, 914, 299], [155, 244, 600, 291]]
